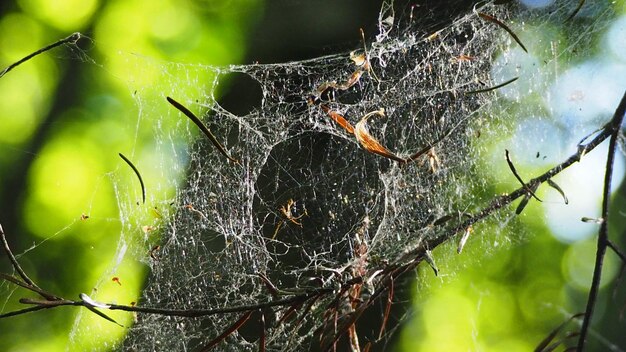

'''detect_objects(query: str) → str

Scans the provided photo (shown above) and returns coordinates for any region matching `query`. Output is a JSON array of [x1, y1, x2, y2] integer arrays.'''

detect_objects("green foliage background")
[[0, 0, 261, 349], [0, 0, 625, 351]]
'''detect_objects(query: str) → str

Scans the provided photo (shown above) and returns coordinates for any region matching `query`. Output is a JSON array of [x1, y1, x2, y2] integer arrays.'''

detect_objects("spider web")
[[56, 0, 625, 351]]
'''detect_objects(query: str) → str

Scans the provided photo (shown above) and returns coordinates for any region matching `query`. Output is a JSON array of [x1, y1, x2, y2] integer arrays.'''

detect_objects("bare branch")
[[0, 33, 82, 79], [577, 90, 626, 351]]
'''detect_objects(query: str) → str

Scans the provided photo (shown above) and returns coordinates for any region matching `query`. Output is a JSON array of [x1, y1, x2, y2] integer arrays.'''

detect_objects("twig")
[[0, 225, 59, 301], [107, 292, 322, 318], [535, 313, 584, 352], [259, 310, 266, 352], [0, 225, 35, 286], [0, 273, 59, 301], [577, 91, 626, 351], [608, 240, 626, 263], [0, 304, 52, 319], [0, 33, 81, 78]]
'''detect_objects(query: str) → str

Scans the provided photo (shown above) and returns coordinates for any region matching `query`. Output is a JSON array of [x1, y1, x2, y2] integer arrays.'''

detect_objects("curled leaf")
[[354, 109, 405, 163], [321, 105, 355, 134]]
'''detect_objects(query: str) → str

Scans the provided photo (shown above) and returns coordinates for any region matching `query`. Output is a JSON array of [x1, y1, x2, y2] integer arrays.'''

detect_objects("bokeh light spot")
[[18, 0, 98, 31]]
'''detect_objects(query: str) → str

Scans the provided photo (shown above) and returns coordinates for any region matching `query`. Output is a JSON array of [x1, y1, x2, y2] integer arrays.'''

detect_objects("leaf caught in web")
[[354, 109, 406, 163]]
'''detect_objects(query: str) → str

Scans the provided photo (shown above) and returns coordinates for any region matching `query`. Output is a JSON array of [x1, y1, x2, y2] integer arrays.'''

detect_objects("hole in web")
[[216, 71, 264, 117], [255, 132, 385, 270], [50, 2, 624, 351]]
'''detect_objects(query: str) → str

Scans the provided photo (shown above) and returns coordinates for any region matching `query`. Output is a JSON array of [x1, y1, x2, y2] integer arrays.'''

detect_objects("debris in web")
[[118, 153, 146, 204], [2, 0, 625, 351], [86, 2, 626, 350]]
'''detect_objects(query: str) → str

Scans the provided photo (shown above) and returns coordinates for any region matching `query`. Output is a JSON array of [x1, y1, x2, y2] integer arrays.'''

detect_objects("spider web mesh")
[[61, 0, 624, 351]]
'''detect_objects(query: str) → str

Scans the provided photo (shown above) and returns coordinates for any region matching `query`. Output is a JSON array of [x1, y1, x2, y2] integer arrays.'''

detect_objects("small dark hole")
[[216, 72, 263, 117]]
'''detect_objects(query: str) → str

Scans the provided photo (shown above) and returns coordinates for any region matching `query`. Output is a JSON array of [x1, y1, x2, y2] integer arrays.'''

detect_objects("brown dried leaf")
[[378, 277, 394, 339], [354, 110, 405, 163], [321, 105, 355, 134]]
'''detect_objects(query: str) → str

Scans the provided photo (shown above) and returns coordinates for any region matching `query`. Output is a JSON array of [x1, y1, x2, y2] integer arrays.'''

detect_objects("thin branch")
[[608, 239, 626, 263], [412, 111, 615, 260], [0, 273, 59, 301], [0, 225, 59, 301], [0, 33, 82, 79], [0, 304, 51, 319], [378, 276, 394, 339], [577, 91, 626, 351], [389, 91, 626, 284], [0, 224, 36, 286], [105, 292, 320, 318], [259, 309, 266, 352], [535, 313, 584, 352]]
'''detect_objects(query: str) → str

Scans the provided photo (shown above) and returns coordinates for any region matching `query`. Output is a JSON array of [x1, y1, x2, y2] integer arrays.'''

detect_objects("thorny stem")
[[576, 91, 626, 351]]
